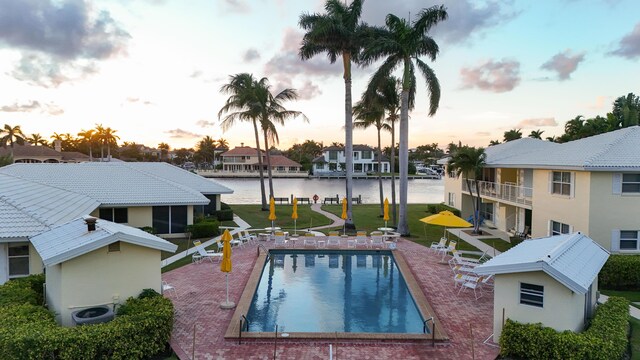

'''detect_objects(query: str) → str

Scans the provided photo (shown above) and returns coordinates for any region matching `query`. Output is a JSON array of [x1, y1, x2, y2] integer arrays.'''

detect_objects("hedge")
[[599, 254, 640, 290], [500, 296, 630, 360], [0, 276, 174, 360], [427, 203, 461, 217], [187, 219, 220, 239]]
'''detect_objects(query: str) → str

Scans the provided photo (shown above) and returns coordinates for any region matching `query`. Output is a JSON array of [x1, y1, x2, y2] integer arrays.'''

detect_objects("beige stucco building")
[[31, 217, 177, 326], [442, 126, 640, 252], [474, 233, 608, 340]]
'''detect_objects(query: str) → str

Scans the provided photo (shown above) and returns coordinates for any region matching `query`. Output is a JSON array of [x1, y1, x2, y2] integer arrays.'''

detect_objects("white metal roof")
[[474, 232, 609, 294], [31, 217, 178, 266], [0, 163, 209, 206], [482, 126, 640, 171], [0, 174, 100, 240], [121, 162, 233, 194]]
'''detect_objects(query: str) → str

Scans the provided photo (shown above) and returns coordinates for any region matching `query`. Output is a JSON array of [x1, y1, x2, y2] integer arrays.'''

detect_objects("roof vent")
[[85, 217, 97, 232]]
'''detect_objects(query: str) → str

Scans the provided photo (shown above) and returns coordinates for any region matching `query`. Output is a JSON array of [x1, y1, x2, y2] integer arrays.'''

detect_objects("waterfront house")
[[442, 126, 640, 252], [31, 217, 177, 326], [474, 232, 608, 340], [312, 144, 391, 175], [0, 141, 90, 163], [219, 145, 303, 173]]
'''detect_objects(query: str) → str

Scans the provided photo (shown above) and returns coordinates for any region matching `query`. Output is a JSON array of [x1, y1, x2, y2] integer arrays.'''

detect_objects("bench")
[[296, 197, 311, 204], [273, 197, 289, 204], [323, 197, 339, 204]]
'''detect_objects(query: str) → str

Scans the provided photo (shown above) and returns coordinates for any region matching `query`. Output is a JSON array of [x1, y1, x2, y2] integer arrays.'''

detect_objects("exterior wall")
[[187, 205, 194, 226], [126, 207, 153, 228], [0, 243, 6, 284], [530, 170, 591, 238], [29, 243, 44, 275], [493, 271, 586, 340], [52, 241, 162, 326], [589, 172, 640, 251], [45, 263, 62, 322]]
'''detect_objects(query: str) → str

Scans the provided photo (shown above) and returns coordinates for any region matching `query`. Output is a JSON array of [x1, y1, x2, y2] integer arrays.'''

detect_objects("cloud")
[[475, 131, 491, 136], [196, 120, 216, 128], [165, 129, 202, 139], [361, 0, 518, 44], [516, 118, 558, 128], [460, 59, 521, 92], [540, 50, 585, 80], [586, 95, 610, 110], [125, 97, 153, 105], [242, 48, 260, 62], [609, 22, 640, 59], [218, 0, 250, 14], [0, 100, 63, 115]]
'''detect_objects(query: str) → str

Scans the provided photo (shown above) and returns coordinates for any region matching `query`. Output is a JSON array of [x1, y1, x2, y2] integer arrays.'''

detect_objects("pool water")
[[245, 250, 426, 334]]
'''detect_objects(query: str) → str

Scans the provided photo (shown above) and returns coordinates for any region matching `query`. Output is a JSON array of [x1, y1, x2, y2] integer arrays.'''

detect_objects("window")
[[551, 171, 572, 196], [620, 231, 640, 250], [353, 152, 359, 160], [354, 163, 363, 172], [328, 151, 338, 160], [316, 163, 324, 170], [108, 242, 121, 252], [152, 206, 188, 234], [8, 244, 29, 278], [550, 220, 570, 236], [520, 283, 544, 308], [362, 150, 372, 159], [448, 192, 455, 207], [622, 174, 640, 193], [98, 208, 128, 223]]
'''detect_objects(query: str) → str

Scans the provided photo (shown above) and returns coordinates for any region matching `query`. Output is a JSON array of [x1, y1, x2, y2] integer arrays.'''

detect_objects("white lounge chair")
[[457, 276, 484, 300], [448, 250, 482, 269], [430, 237, 447, 253], [162, 281, 178, 298], [303, 232, 317, 247], [355, 231, 369, 248], [371, 234, 384, 249], [231, 233, 244, 248], [327, 233, 340, 247], [192, 240, 223, 263], [274, 232, 287, 247], [439, 240, 456, 260]]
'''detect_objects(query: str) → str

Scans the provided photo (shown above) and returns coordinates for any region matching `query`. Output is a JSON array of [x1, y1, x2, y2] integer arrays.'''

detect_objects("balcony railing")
[[462, 180, 532, 206]]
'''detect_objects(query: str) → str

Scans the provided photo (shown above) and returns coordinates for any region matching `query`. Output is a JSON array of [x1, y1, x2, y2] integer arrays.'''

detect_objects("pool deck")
[[163, 239, 500, 359]]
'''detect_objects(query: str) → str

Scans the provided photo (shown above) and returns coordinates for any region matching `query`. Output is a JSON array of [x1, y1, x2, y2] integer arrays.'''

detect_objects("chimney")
[[241, 142, 244, 147], [54, 140, 62, 153], [85, 217, 97, 232]]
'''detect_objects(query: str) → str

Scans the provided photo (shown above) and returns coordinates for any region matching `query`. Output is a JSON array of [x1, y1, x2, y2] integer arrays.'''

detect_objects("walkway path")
[[447, 228, 503, 258], [598, 294, 640, 320], [307, 203, 344, 231]]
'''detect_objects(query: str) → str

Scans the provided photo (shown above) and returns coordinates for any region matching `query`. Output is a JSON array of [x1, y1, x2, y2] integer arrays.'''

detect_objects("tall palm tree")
[[361, 6, 448, 235], [94, 124, 106, 161], [528, 129, 544, 139], [77, 129, 95, 161], [0, 124, 26, 159], [158, 142, 170, 161], [447, 146, 486, 234], [503, 129, 522, 142], [102, 127, 119, 161], [218, 73, 268, 210], [27, 133, 47, 146], [255, 78, 308, 200], [299, 0, 367, 229], [216, 138, 229, 149]]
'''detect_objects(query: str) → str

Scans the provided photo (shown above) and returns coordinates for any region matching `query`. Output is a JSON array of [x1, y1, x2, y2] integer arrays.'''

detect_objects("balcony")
[[462, 180, 532, 207]]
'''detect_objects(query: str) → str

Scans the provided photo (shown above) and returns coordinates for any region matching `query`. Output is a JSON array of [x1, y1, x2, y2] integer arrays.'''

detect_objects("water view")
[[212, 177, 444, 204]]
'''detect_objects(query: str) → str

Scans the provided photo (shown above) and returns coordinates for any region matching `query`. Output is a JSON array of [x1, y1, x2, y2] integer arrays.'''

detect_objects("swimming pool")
[[244, 250, 427, 334]]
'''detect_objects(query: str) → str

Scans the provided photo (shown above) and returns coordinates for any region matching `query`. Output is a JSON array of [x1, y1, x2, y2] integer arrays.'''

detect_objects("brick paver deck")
[[163, 239, 500, 359]]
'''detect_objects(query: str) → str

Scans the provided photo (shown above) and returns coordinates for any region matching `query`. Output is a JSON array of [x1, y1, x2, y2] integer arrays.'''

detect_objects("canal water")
[[211, 177, 444, 204]]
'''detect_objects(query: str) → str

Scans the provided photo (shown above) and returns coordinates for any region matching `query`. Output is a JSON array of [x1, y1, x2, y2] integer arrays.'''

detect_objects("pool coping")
[[224, 248, 449, 342]]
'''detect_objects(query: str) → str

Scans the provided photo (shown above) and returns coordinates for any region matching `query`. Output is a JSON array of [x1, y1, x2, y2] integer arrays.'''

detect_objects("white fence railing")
[[462, 180, 532, 206]]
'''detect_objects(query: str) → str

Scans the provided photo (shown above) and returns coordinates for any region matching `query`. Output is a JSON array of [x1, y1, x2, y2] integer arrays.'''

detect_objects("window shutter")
[[547, 220, 552, 236], [548, 171, 553, 193], [611, 229, 620, 252], [612, 173, 622, 195], [570, 172, 576, 198]]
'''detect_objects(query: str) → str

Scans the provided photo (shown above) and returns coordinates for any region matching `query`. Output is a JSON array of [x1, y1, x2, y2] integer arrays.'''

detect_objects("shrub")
[[427, 204, 438, 214], [500, 296, 629, 360], [220, 202, 231, 210], [0, 278, 174, 360], [138, 226, 157, 235], [216, 209, 234, 221], [599, 255, 640, 290], [0, 274, 44, 307], [187, 220, 219, 239]]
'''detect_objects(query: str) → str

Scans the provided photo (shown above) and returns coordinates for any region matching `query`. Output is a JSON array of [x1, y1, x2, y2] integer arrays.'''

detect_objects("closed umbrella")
[[268, 196, 276, 229], [220, 229, 234, 309], [341, 197, 348, 235], [383, 198, 390, 228], [292, 198, 298, 235]]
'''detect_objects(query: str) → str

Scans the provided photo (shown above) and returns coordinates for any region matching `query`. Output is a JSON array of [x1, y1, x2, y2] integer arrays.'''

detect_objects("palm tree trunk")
[[253, 120, 268, 210], [465, 178, 479, 234], [263, 130, 275, 200], [107, 143, 111, 162], [343, 52, 354, 228], [377, 127, 384, 217], [100, 143, 104, 162], [391, 121, 397, 225], [397, 88, 410, 235], [89, 144, 93, 161]]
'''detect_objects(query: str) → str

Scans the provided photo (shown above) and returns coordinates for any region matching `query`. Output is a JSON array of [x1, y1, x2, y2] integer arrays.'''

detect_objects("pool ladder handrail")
[[423, 317, 436, 347], [257, 244, 271, 261], [239, 314, 250, 345]]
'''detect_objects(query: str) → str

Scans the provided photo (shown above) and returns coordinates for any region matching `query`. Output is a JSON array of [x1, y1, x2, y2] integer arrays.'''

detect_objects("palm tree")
[[158, 142, 170, 161], [218, 73, 268, 210], [100, 127, 119, 161], [360, 6, 448, 235], [488, 139, 501, 146], [299, 0, 367, 229], [0, 124, 26, 159], [196, 136, 217, 166], [528, 129, 544, 139], [503, 128, 522, 142], [27, 133, 47, 146], [77, 129, 95, 161], [612, 93, 640, 128], [217, 138, 229, 149], [94, 124, 106, 161], [447, 146, 486, 234]]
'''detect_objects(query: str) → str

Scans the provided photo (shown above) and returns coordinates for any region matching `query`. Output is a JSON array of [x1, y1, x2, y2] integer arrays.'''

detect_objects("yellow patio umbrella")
[[268, 196, 276, 229], [341, 197, 348, 234], [383, 198, 390, 227], [420, 210, 472, 239], [292, 198, 298, 235], [219, 229, 234, 309]]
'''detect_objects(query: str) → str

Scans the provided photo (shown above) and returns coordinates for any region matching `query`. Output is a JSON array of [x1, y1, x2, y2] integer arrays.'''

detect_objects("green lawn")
[[230, 204, 333, 230], [631, 317, 640, 360], [479, 237, 524, 252]]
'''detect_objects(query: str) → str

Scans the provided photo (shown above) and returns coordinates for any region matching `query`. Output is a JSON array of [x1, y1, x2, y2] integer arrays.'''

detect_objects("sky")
[[0, 0, 638, 151]]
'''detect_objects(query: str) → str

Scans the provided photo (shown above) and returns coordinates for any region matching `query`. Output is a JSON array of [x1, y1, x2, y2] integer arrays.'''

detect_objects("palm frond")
[[416, 58, 441, 116]]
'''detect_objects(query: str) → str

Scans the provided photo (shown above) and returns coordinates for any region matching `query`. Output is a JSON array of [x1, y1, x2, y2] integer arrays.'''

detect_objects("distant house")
[[220, 145, 303, 172], [442, 126, 640, 252], [0, 141, 89, 163], [312, 145, 390, 174], [474, 232, 608, 340]]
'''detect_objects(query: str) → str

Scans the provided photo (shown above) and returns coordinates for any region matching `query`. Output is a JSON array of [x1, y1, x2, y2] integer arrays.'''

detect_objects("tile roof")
[[483, 126, 640, 170], [0, 144, 62, 158], [60, 151, 90, 161], [31, 217, 178, 266], [0, 163, 209, 206], [122, 162, 233, 194], [474, 232, 609, 294], [267, 155, 302, 167], [220, 146, 265, 157], [0, 174, 100, 239]]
